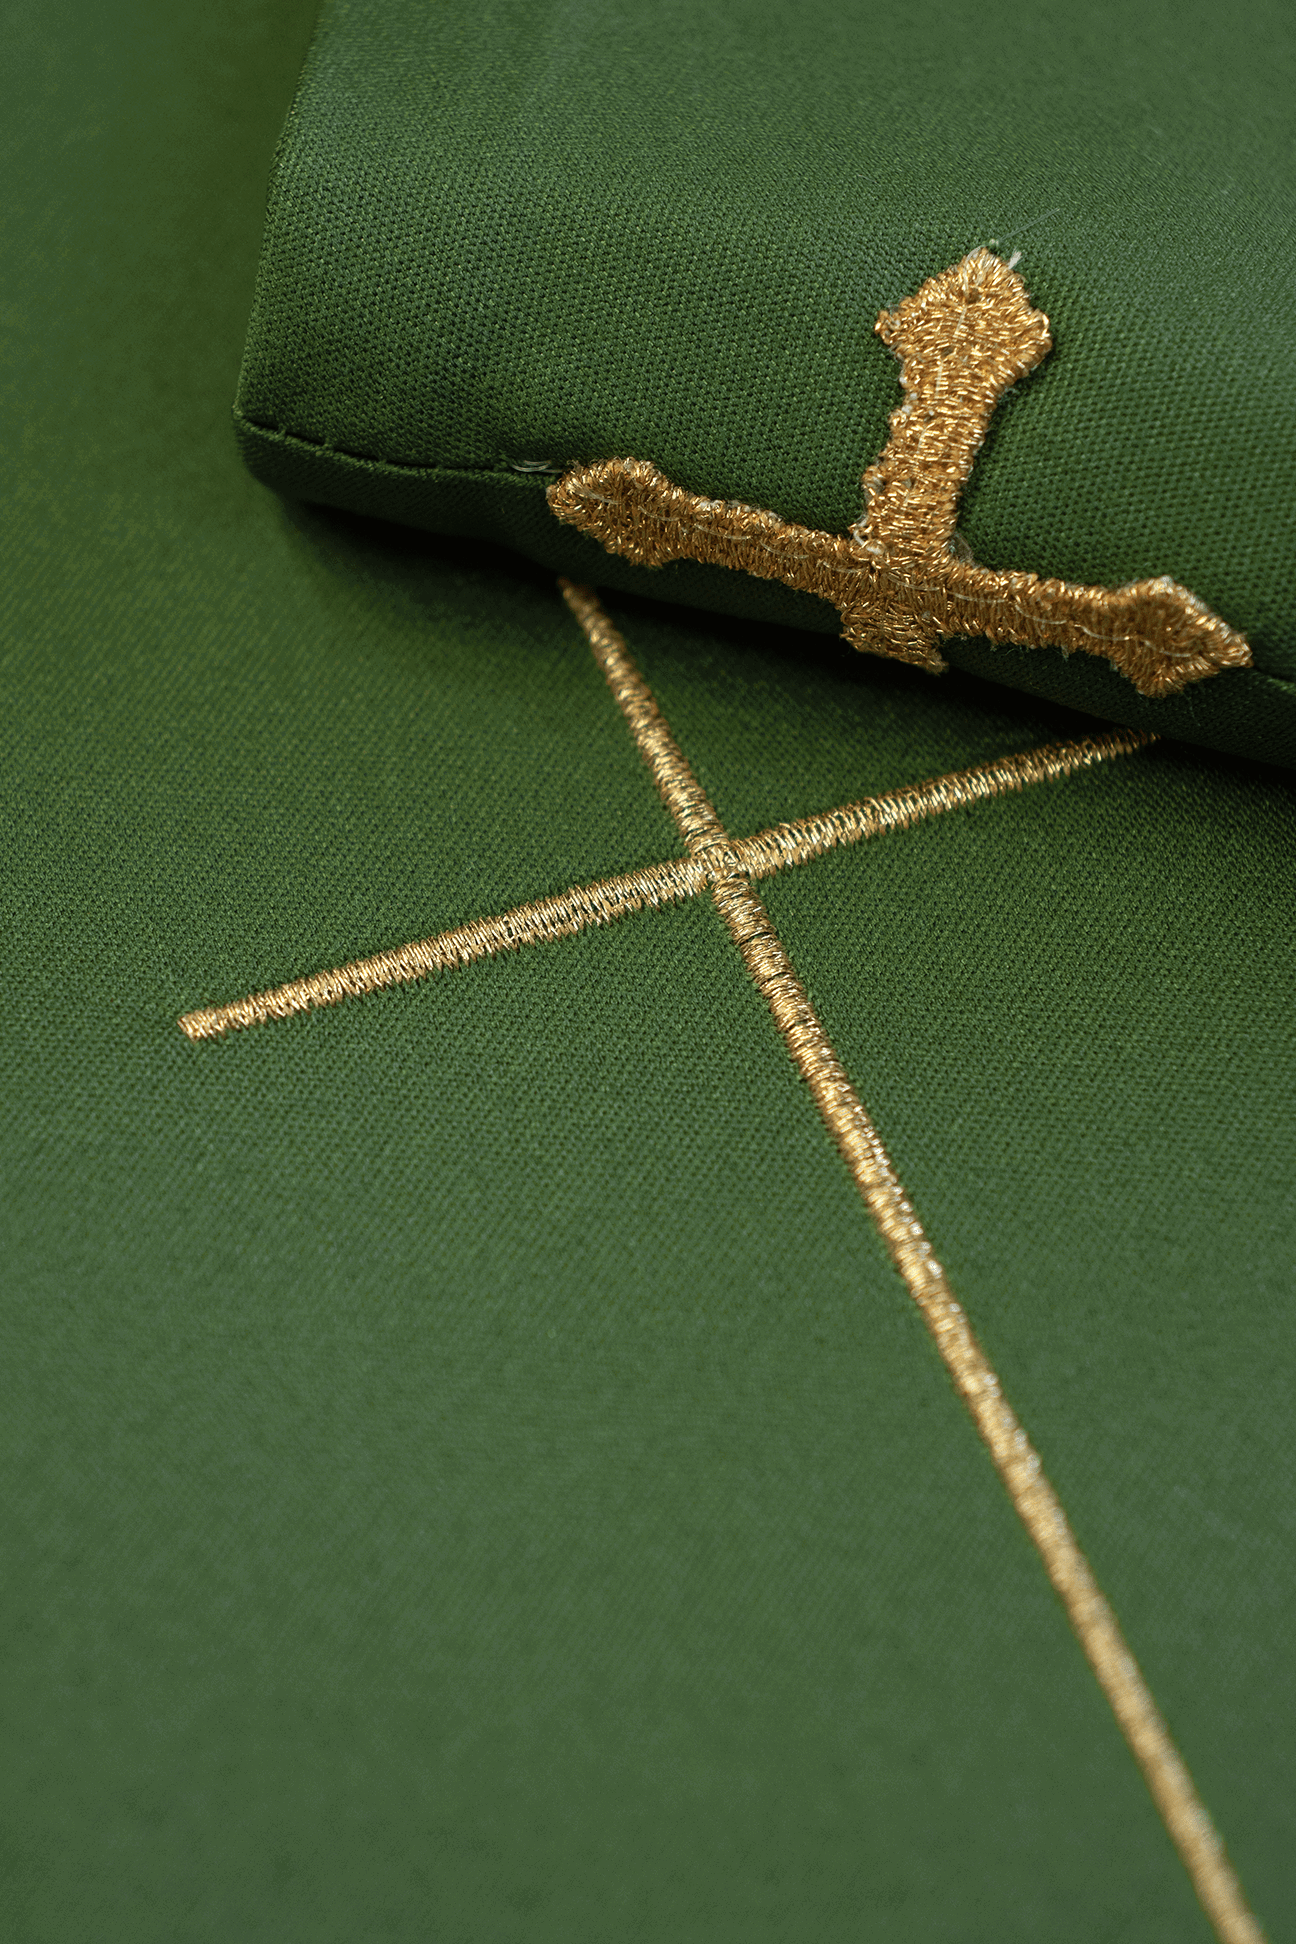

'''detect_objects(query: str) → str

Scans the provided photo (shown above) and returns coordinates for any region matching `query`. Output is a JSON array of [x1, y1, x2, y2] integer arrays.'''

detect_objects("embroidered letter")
[[547, 250, 1250, 698]]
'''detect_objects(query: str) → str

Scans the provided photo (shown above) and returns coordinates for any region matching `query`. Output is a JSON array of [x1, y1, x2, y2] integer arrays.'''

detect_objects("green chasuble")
[[2, 4, 1292, 1942]]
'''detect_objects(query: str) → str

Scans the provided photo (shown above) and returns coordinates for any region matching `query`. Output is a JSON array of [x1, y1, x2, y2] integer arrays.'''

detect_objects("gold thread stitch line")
[[176, 856, 709, 1039], [547, 249, 1251, 699], [561, 580, 1265, 1944], [178, 722, 1150, 1039], [728, 725, 1151, 875]]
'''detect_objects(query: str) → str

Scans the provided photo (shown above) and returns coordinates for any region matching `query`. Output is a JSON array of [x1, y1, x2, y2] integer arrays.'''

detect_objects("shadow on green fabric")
[[2, 4, 1292, 1942]]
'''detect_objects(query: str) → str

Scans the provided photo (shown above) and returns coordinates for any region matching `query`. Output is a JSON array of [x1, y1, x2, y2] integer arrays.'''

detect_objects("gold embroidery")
[[179, 571, 1261, 1938], [178, 726, 1149, 1040], [548, 250, 1251, 699], [563, 581, 1265, 1944], [178, 857, 709, 1039]]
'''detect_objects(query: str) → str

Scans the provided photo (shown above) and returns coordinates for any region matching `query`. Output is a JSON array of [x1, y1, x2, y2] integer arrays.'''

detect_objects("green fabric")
[[2, 4, 1294, 1941], [235, 0, 1296, 766]]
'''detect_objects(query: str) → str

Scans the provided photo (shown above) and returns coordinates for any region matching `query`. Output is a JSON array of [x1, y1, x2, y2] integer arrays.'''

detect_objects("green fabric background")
[[234, 0, 1296, 766], [2, 4, 1293, 1941]]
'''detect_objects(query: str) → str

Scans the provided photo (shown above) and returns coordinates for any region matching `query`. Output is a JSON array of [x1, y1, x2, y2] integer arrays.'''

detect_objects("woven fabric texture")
[[3, 4, 1294, 1941], [235, 0, 1296, 765]]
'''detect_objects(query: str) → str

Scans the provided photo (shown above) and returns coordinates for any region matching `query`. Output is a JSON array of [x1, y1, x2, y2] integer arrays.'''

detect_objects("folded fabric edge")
[[234, 412, 1296, 773]]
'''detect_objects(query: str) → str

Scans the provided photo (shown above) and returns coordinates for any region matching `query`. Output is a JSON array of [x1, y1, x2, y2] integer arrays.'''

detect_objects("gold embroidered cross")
[[176, 582, 1265, 1944], [548, 249, 1250, 699]]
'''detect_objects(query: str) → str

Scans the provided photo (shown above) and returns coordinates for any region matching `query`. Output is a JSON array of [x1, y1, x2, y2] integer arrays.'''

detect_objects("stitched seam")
[[562, 581, 1265, 1944], [176, 727, 1148, 1041], [236, 411, 1274, 694], [236, 405, 1296, 705], [235, 409, 561, 481]]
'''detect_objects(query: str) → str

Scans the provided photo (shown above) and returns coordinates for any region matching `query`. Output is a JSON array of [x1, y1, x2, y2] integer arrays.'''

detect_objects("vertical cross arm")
[[855, 249, 1053, 568]]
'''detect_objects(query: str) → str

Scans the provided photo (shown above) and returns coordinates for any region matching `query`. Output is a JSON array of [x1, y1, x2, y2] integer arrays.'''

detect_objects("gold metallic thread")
[[178, 857, 708, 1039], [561, 579, 1266, 1944], [548, 250, 1251, 698], [178, 727, 1148, 1039]]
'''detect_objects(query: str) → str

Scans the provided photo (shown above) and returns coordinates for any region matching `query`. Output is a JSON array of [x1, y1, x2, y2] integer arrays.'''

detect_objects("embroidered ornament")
[[548, 250, 1250, 699]]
